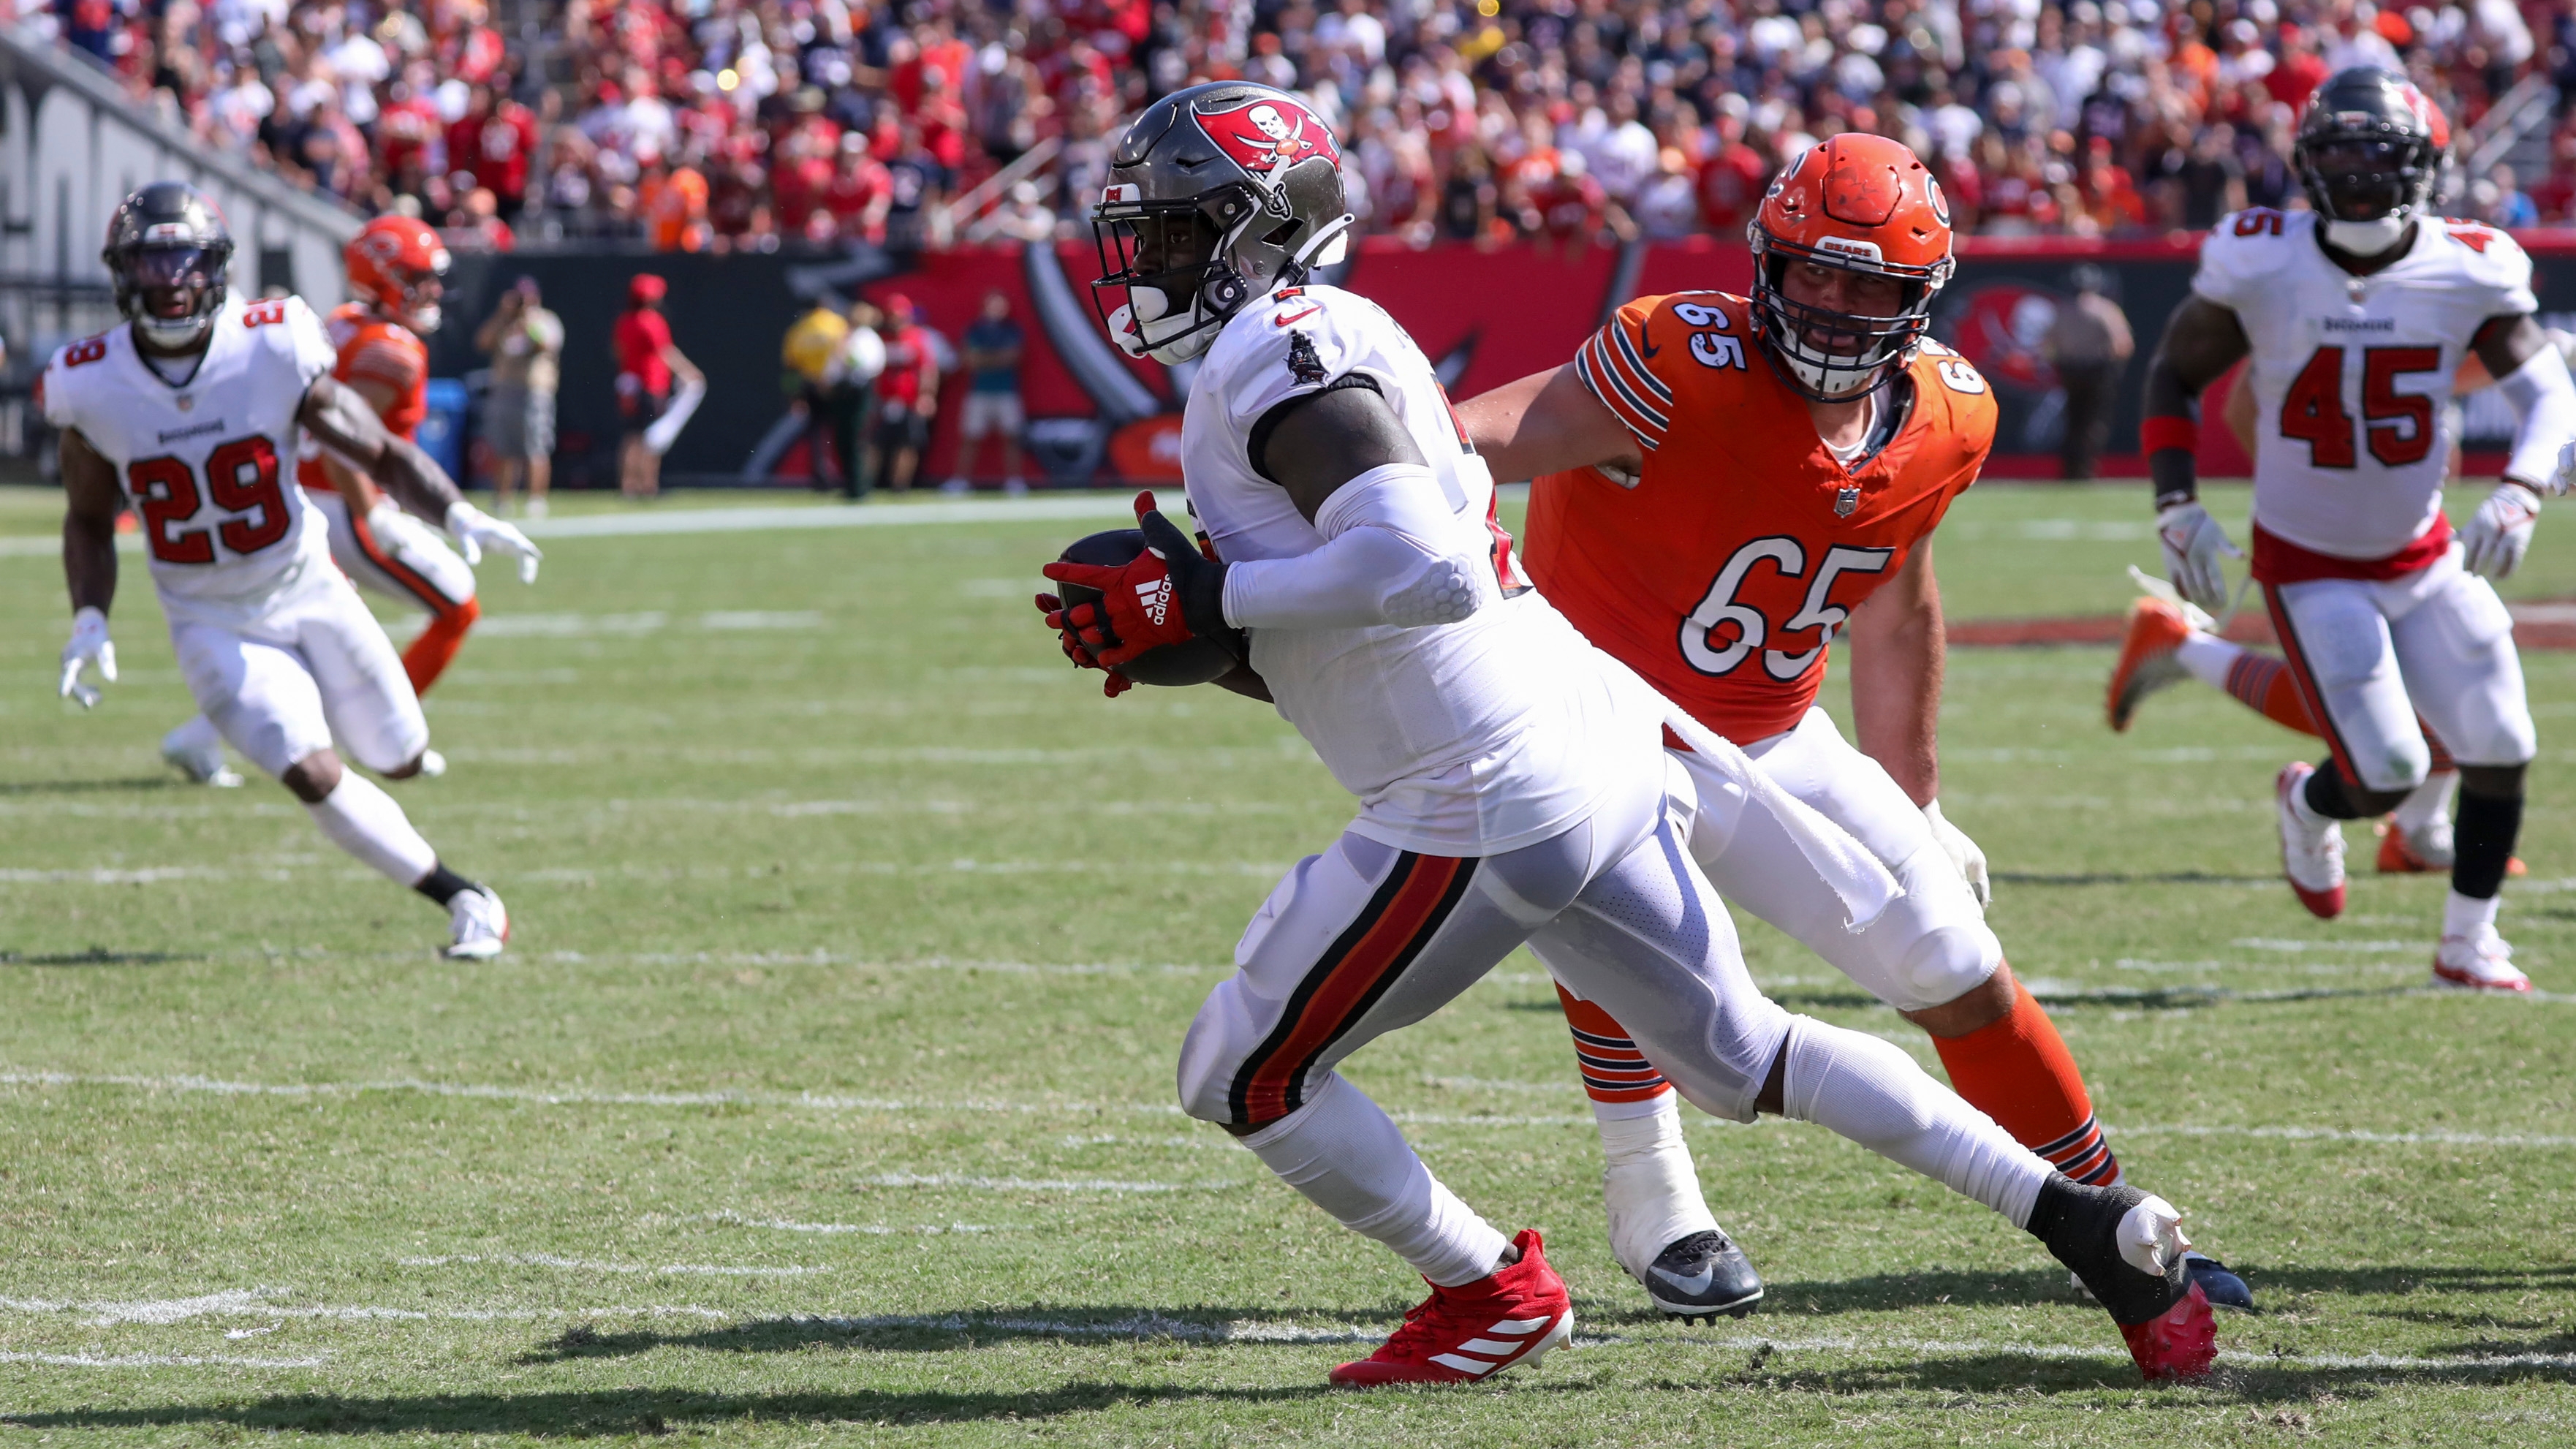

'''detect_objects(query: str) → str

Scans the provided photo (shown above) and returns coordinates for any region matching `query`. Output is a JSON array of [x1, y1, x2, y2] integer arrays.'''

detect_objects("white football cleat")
[[442, 887, 510, 960], [160, 720, 242, 788], [416, 749, 448, 778], [2433, 925, 2531, 993], [2276, 763, 2346, 920]]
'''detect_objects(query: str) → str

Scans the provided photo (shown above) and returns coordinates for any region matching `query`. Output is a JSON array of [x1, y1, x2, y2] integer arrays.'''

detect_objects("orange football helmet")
[[344, 215, 451, 334], [1747, 132, 1955, 400]]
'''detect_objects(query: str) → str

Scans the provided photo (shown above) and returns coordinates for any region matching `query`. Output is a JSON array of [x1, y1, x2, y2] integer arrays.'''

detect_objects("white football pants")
[[167, 572, 429, 779], [2264, 545, 2536, 791], [1667, 708, 2002, 1014]]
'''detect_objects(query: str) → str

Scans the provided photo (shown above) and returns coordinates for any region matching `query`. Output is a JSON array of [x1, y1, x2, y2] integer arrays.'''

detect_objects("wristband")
[[2138, 416, 2197, 455]]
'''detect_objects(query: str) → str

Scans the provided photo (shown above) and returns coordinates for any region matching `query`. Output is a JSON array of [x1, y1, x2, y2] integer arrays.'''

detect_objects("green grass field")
[[4, 481, 2574, 1446]]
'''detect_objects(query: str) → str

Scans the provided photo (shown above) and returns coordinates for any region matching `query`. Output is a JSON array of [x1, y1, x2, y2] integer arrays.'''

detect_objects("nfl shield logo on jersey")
[[1836, 485, 1860, 517]]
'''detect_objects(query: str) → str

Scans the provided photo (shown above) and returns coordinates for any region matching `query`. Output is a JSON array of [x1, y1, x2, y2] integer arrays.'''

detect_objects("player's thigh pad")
[[1533, 813, 1791, 1124], [1679, 715, 2000, 1013], [2389, 562, 2536, 767], [2272, 577, 2433, 791], [293, 580, 431, 773], [1178, 829, 1569, 1127], [171, 621, 334, 778]]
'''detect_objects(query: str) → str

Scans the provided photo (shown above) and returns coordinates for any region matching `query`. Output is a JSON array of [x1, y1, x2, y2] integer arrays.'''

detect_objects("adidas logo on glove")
[[1134, 577, 1174, 627]]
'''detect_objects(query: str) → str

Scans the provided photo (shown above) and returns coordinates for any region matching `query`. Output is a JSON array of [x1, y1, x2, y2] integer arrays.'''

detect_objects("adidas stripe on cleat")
[[1329, 1229, 1574, 1386]]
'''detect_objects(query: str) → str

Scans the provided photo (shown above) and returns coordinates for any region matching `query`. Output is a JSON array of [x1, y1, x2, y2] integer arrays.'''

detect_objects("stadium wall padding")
[[436, 233, 2576, 488]]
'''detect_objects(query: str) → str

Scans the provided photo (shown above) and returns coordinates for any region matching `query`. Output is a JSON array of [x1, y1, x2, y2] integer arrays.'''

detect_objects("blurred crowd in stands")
[[22, 0, 2576, 252]]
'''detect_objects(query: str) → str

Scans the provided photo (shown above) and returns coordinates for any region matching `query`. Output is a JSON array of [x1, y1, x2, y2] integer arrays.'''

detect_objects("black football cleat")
[[2028, 1177, 2217, 1381], [1640, 1229, 1763, 1323], [2185, 1252, 2254, 1312]]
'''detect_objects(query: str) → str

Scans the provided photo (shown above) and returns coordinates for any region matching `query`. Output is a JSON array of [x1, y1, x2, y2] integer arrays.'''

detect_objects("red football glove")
[[1039, 491, 1232, 670], [1034, 590, 1134, 697]]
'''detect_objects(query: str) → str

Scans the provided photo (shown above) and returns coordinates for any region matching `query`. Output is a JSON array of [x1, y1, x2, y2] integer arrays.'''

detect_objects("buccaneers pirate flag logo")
[[1194, 94, 1340, 194]]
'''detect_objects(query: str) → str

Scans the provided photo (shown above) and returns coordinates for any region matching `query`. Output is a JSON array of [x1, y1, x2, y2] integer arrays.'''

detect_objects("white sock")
[[305, 773, 438, 887], [166, 714, 221, 752], [1778, 1016, 2050, 1230], [2395, 771, 2459, 836], [1596, 1090, 1720, 1276], [1240, 1072, 1508, 1287], [2173, 632, 2240, 690], [2444, 890, 2501, 939]]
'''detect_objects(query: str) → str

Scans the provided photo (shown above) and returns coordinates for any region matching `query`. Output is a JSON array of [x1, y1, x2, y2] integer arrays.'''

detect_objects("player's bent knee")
[[2351, 736, 2433, 795], [1175, 981, 1265, 1126], [279, 749, 344, 803], [1882, 908, 2001, 1009]]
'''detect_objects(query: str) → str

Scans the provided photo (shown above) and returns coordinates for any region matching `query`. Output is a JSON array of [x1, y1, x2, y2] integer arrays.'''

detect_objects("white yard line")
[[699, 1212, 1012, 1236], [397, 1255, 828, 1276], [514, 496, 1136, 540], [0, 1349, 327, 1369], [863, 1172, 1240, 1194], [6, 1068, 2569, 1146]]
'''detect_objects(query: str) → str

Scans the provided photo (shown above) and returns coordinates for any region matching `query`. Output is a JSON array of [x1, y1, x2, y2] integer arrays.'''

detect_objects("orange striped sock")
[[2223, 653, 2321, 737], [401, 597, 480, 695], [1555, 985, 1674, 1111], [1931, 973, 2121, 1185]]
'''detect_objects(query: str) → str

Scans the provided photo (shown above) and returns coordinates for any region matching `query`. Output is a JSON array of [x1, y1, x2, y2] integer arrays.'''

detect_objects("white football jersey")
[[2196, 208, 2535, 561], [44, 294, 339, 621], [1182, 283, 1640, 856]]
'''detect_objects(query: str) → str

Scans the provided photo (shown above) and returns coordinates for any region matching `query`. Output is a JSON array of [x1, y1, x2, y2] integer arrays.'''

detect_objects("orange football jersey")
[[1524, 290, 1998, 744], [295, 302, 428, 492]]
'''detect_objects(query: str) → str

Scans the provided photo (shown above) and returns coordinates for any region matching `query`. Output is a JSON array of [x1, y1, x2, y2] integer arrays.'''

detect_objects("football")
[[1054, 529, 1238, 686]]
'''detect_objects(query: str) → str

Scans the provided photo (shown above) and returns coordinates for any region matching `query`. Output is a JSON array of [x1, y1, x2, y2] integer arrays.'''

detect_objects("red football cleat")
[[2107, 597, 2194, 733], [2276, 764, 2346, 920], [2376, 820, 2522, 877], [1329, 1229, 1573, 1386], [2121, 1280, 2220, 1382]]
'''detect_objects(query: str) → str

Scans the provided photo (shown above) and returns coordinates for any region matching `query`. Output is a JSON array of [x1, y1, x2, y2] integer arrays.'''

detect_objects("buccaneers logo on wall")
[[1194, 95, 1341, 194]]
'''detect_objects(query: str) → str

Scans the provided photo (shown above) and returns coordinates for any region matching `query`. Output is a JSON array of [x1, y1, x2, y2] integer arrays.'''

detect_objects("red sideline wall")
[[436, 230, 2576, 486]]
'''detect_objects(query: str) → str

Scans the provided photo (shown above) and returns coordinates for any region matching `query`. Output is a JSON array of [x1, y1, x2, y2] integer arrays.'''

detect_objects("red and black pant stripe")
[[1227, 851, 1481, 1127], [2261, 583, 2364, 787]]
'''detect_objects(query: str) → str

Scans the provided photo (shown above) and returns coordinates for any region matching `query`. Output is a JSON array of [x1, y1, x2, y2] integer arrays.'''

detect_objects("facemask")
[[2323, 213, 2411, 256]]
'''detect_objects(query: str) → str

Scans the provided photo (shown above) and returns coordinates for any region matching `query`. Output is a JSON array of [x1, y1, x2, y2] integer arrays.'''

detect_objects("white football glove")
[[2154, 501, 2239, 613], [2461, 482, 2542, 580], [2552, 438, 2576, 496], [1922, 799, 1990, 911], [445, 500, 542, 583], [58, 605, 116, 708]]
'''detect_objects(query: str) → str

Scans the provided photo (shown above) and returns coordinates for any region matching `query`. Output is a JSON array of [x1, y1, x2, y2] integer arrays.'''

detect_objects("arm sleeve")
[[1219, 463, 1498, 630], [1572, 296, 1672, 454], [2493, 341, 2576, 491]]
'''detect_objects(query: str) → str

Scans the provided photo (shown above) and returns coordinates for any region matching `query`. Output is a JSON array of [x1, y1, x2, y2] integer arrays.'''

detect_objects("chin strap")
[[1279, 213, 1357, 291]]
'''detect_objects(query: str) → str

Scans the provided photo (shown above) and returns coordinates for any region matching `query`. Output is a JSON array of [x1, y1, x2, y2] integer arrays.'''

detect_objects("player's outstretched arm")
[[57, 426, 121, 706], [300, 375, 542, 583], [2141, 298, 2250, 610], [1456, 365, 1640, 483], [2463, 312, 2572, 578]]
